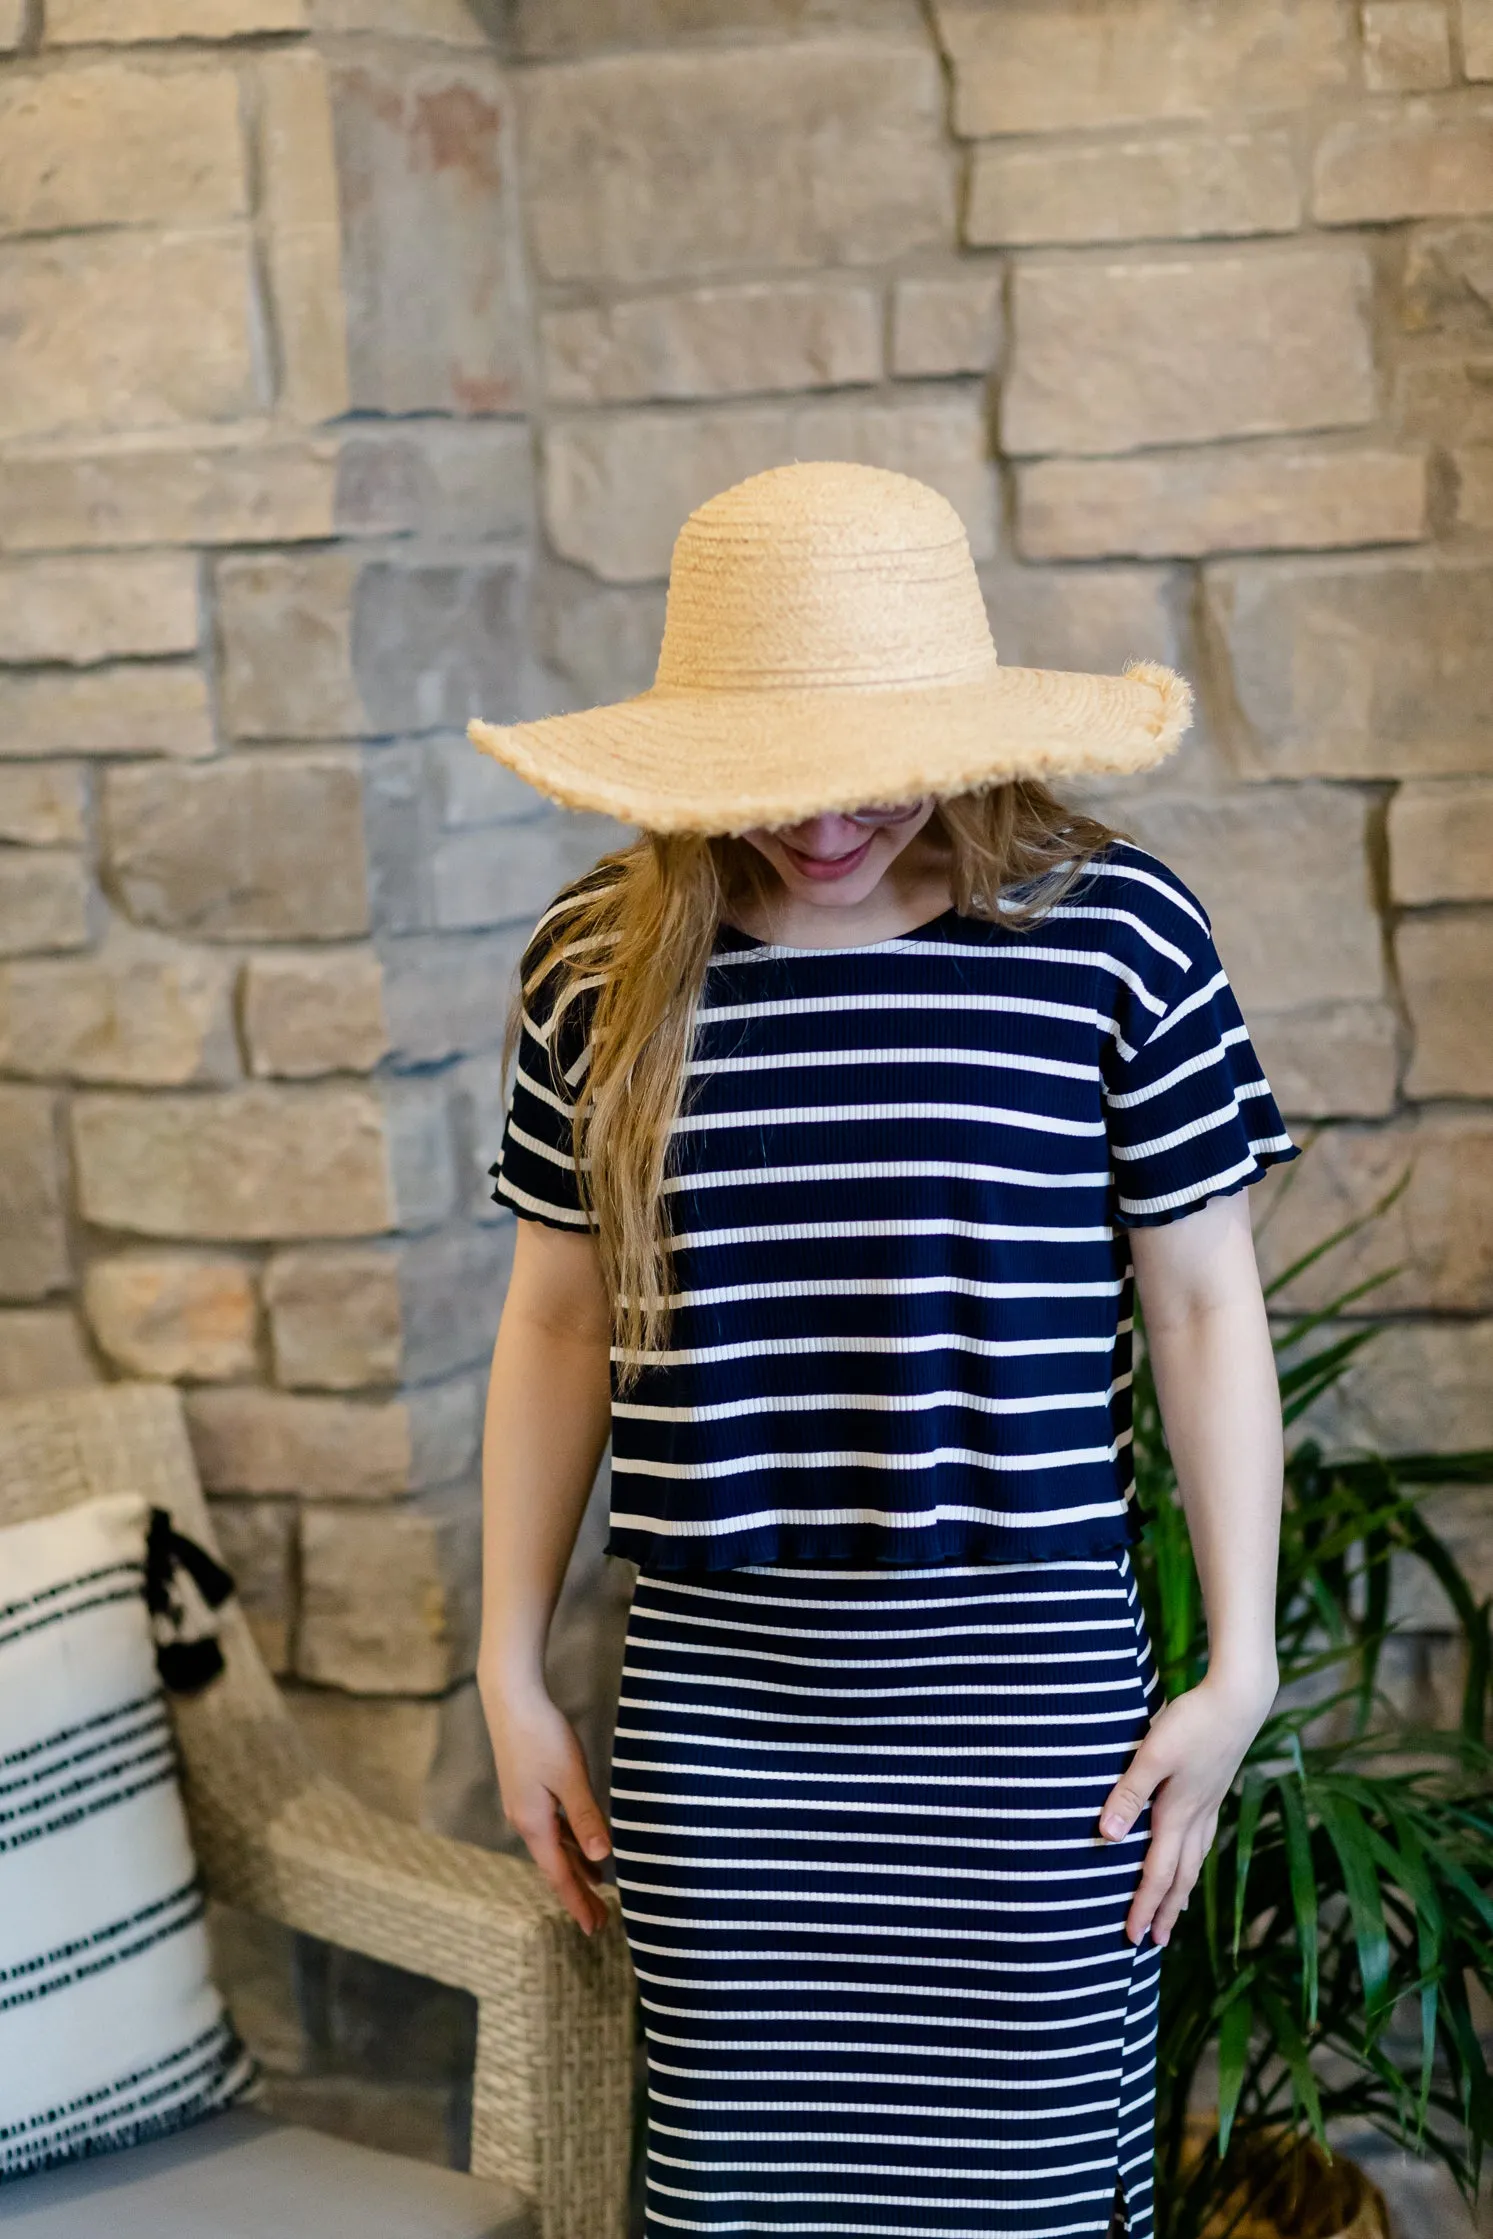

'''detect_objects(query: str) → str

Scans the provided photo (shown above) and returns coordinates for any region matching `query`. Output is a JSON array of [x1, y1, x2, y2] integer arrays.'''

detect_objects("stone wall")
[[1, 0, 1491, 2170]]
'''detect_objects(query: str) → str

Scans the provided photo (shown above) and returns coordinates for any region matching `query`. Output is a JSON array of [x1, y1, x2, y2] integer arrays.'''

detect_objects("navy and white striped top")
[[492, 842, 1297, 1573]]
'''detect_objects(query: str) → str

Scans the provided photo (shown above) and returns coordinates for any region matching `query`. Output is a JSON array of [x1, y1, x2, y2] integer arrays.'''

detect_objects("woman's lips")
[[780, 834, 875, 882]]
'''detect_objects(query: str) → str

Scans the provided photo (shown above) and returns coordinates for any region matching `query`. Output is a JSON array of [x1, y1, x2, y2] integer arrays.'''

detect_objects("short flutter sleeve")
[[1102, 895, 1299, 1229], [489, 929, 596, 1232]]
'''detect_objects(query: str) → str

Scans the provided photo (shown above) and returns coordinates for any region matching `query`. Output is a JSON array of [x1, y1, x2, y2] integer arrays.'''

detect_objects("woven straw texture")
[[469, 462, 1192, 833], [0, 1385, 634, 2239]]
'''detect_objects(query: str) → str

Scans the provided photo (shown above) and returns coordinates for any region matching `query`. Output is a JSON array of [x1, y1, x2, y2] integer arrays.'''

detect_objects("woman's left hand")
[[1098, 1670, 1277, 1948]]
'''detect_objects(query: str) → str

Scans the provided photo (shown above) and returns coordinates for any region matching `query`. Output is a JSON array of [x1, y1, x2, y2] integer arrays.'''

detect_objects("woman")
[[472, 462, 1290, 2239]]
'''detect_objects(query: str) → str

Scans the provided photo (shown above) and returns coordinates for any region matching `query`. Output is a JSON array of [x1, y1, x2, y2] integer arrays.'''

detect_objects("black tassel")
[[145, 1508, 236, 1696]]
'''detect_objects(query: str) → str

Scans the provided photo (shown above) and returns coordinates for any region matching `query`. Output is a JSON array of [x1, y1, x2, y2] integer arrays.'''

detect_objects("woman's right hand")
[[482, 1676, 613, 1934]]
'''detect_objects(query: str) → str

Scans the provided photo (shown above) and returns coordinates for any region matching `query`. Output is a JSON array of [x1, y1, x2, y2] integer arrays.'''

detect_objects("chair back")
[[0, 1384, 319, 1888]]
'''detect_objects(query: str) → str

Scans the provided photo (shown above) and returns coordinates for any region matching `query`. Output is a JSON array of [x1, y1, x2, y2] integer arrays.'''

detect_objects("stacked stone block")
[[0, 0, 630, 1862]]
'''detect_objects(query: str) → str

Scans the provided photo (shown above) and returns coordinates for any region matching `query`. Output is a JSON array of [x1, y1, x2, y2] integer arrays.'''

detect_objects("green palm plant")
[[1132, 1169, 1493, 2239]]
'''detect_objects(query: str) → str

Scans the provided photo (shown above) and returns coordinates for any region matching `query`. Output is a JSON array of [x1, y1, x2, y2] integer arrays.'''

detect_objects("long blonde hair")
[[507, 783, 1122, 1386]]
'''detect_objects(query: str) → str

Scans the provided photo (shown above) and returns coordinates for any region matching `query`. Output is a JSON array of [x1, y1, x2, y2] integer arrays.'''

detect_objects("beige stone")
[[46, 0, 306, 34], [1314, 100, 1493, 223], [0, 854, 90, 957], [376, 931, 524, 1076], [0, 0, 24, 46], [1205, 550, 1493, 779], [535, 567, 668, 704], [283, 1680, 500, 1846], [215, 552, 361, 740], [104, 754, 369, 942], [966, 128, 1300, 249], [332, 54, 527, 418], [71, 1084, 393, 1241], [0, 934, 237, 1085], [1395, 352, 1493, 440], [1455, 442, 1493, 524], [430, 810, 636, 934], [540, 279, 880, 405], [84, 1253, 257, 1380], [208, 1497, 296, 1674], [1402, 220, 1493, 336], [932, 0, 1353, 135], [310, 0, 489, 35], [242, 950, 388, 1082], [0, 664, 213, 760], [264, 1247, 402, 1391], [1003, 246, 1374, 457], [332, 420, 534, 545], [0, 433, 340, 554], [396, 1226, 512, 1382], [380, 1081, 459, 1235], [0, 230, 259, 446], [519, 40, 953, 284], [1249, 1001, 1399, 1119], [1257, 1113, 1493, 1314], [890, 270, 1003, 377], [978, 557, 1185, 701], [188, 1386, 412, 1499], [1361, 0, 1454, 85], [0, 64, 245, 239], [1017, 443, 1428, 560], [1399, 913, 1493, 1096], [544, 389, 994, 583], [1121, 786, 1383, 1013], [1390, 779, 1493, 901], [512, 0, 922, 50], [0, 765, 86, 848], [0, 554, 199, 665], [1467, 0, 1493, 75], [297, 1499, 480, 1693], [0, 1307, 99, 1395], [1297, 1315, 1493, 1454], [258, 52, 349, 425], [0, 1087, 67, 1302]]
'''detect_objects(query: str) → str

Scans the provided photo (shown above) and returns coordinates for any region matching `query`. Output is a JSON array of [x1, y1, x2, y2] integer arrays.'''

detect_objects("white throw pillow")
[[0, 1493, 254, 2181]]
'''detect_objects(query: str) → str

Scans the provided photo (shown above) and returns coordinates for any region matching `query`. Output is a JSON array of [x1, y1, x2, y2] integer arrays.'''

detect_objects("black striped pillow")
[[0, 1493, 254, 2182]]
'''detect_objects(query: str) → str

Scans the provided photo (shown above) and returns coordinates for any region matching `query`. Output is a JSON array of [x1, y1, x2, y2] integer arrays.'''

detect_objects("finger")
[[1125, 1824, 1183, 1946], [1100, 1741, 1170, 1842], [1152, 1835, 1209, 1949], [555, 1762, 613, 1866], [512, 1801, 608, 1934]]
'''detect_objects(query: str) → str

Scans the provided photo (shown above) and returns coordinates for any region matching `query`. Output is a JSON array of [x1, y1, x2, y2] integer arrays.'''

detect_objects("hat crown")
[[653, 461, 997, 696]]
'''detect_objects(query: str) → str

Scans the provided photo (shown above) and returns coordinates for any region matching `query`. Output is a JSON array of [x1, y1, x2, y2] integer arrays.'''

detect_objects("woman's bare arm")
[[478, 1218, 614, 1931], [1099, 1188, 1283, 1946]]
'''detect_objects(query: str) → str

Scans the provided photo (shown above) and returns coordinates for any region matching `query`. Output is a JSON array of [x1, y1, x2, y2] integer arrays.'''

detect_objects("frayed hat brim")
[[468, 659, 1192, 836]]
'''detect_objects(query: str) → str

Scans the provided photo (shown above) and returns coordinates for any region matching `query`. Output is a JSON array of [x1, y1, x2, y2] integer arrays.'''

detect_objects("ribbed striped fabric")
[[613, 1554, 1163, 2239], [493, 842, 1297, 1572]]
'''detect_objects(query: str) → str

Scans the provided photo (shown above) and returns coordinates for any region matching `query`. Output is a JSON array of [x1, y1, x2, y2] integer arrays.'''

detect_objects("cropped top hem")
[[609, 1506, 1141, 1576], [1117, 1142, 1299, 1229]]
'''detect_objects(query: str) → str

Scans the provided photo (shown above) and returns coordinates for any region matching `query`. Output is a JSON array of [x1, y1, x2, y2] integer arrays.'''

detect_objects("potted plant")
[[1131, 1174, 1493, 2239]]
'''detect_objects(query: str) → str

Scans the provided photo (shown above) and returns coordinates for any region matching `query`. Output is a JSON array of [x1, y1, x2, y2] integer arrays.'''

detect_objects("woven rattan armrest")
[[0, 1385, 634, 2239], [195, 1763, 634, 2239]]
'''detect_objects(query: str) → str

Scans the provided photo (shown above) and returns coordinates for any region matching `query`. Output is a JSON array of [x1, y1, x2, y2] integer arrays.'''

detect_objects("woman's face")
[[741, 800, 938, 910]]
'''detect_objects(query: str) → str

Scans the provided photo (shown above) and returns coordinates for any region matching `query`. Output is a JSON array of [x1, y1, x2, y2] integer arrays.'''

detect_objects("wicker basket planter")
[[1193, 2135, 1389, 2239]]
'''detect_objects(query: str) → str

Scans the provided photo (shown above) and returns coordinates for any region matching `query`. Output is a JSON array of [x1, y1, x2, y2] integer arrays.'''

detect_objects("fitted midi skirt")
[[612, 1555, 1162, 2239]]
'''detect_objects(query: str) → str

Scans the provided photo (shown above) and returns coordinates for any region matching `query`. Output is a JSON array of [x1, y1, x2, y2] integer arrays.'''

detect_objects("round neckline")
[[716, 904, 961, 955]]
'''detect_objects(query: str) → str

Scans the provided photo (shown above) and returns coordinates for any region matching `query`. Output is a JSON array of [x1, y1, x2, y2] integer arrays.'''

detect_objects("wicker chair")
[[0, 1384, 635, 2239]]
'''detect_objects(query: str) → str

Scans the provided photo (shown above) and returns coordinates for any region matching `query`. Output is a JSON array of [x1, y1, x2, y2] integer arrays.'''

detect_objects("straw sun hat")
[[468, 461, 1192, 836]]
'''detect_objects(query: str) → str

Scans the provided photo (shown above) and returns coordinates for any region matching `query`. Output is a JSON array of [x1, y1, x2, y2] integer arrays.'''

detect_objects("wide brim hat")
[[469, 462, 1191, 836]]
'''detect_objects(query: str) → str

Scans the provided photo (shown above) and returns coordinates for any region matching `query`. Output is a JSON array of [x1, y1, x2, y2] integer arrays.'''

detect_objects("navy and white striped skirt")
[[611, 1555, 1162, 2239]]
